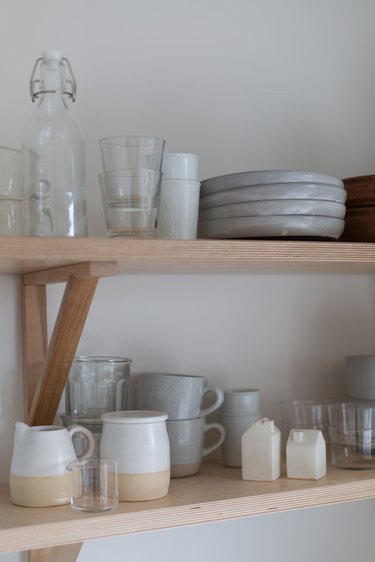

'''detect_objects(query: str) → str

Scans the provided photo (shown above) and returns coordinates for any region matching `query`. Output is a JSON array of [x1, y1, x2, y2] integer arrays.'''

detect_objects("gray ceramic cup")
[[136, 372, 224, 420], [166, 417, 225, 478], [220, 388, 261, 415], [218, 411, 261, 467]]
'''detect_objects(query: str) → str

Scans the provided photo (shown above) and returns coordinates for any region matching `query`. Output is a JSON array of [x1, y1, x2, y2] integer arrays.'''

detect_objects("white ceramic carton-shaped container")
[[286, 429, 326, 480], [241, 418, 281, 481]]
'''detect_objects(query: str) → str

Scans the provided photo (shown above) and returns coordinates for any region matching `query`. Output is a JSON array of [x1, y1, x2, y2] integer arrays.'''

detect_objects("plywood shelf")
[[1, 237, 375, 275], [1, 461, 375, 554], [3, 236, 375, 560]]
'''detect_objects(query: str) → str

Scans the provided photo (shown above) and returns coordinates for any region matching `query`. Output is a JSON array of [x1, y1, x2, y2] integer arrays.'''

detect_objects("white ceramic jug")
[[9, 422, 95, 507]]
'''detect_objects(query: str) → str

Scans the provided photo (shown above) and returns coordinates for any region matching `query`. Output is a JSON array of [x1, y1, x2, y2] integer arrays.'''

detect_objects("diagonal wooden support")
[[22, 261, 117, 426], [26, 274, 99, 425], [22, 283, 48, 418], [28, 543, 83, 562]]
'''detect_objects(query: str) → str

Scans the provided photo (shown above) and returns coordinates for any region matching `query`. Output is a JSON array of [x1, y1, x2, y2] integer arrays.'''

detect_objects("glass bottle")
[[21, 49, 87, 236]]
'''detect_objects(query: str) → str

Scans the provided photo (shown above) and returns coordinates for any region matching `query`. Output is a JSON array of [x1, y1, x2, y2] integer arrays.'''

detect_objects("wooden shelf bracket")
[[21, 261, 118, 425]]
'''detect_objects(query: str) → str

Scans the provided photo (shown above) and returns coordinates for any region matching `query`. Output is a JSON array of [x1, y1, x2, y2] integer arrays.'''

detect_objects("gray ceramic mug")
[[136, 372, 224, 420], [166, 417, 225, 477]]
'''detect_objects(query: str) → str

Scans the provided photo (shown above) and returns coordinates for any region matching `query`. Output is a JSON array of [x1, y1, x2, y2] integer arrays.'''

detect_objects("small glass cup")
[[99, 136, 165, 172], [99, 170, 161, 237], [280, 399, 331, 445], [66, 457, 118, 512], [328, 401, 375, 469]]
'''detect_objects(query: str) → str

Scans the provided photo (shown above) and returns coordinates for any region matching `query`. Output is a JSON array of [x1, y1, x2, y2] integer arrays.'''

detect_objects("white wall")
[[1, 0, 375, 560]]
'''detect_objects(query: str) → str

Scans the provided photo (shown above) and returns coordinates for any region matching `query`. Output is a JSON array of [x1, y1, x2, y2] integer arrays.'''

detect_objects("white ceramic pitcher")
[[9, 422, 95, 507]]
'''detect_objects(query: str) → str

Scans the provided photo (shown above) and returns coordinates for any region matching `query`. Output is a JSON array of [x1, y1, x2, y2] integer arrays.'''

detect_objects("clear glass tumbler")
[[67, 457, 118, 512], [328, 401, 375, 469], [65, 356, 132, 418], [99, 136, 165, 172], [99, 170, 161, 237]]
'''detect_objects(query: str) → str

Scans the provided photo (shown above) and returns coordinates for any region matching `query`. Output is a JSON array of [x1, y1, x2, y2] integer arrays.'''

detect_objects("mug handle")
[[200, 386, 224, 418], [202, 422, 226, 457], [67, 425, 96, 459]]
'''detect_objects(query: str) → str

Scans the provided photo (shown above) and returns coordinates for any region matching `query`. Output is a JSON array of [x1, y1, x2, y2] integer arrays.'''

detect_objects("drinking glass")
[[99, 136, 165, 172], [65, 356, 132, 418], [67, 457, 118, 512], [99, 170, 161, 237]]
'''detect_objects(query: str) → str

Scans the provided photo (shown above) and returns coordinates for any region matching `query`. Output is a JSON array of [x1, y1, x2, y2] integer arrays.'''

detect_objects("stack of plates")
[[198, 171, 346, 239]]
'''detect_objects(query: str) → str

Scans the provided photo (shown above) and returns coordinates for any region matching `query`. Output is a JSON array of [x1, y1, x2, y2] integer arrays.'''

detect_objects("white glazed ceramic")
[[162, 153, 199, 180], [200, 170, 344, 196], [100, 410, 170, 501], [199, 199, 346, 221], [242, 418, 281, 481], [136, 372, 224, 420], [198, 215, 345, 240], [199, 183, 347, 209], [9, 422, 95, 507], [286, 429, 326, 480], [345, 355, 375, 399], [158, 179, 201, 239]]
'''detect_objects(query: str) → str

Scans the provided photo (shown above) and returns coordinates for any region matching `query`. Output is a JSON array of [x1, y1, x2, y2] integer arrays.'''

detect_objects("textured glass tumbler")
[[67, 458, 118, 512], [328, 401, 375, 469], [65, 356, 132, 418]]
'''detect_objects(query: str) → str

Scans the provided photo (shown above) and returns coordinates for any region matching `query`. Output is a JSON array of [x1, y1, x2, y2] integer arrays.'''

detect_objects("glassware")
[[280, 399, 331, 445], [328, 401, 375, 469], [21, 49, 87, 236], [99, 136, 165, 172], [65, 356, 132, 418], [99, 170, 161, 237], [0, 146, 24, 235], [67, 458, 118, 513]]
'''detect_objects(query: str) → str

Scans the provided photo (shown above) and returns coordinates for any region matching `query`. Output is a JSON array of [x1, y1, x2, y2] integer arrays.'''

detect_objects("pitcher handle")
[[67, 425, 96, 459]]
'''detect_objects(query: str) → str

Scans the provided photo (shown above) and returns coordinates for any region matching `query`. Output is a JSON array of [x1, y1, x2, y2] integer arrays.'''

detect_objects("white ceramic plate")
[[199, 199, 346, 221], [200, 170, 344, 196], [199, 183, 347, 209], [197, 215, 345, 239]]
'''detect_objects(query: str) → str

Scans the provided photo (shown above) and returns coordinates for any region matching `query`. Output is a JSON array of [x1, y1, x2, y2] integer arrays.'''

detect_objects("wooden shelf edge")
[[1, 238, 375, 274], [1, 463, 375, 554]]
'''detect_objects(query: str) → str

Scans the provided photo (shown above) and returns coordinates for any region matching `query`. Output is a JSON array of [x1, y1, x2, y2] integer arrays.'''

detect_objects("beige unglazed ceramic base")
[[118, 469, 170, 501]]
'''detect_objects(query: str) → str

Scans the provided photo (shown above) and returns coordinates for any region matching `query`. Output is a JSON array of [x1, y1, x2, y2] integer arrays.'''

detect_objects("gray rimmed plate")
[[199, 183, 347, 210], [200, 170, 344, 197], [199, 199, 346, 221], [197, 215, 345, 239]]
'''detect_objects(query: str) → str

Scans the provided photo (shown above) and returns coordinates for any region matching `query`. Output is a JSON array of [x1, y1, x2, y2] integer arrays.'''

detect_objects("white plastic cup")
[[158, 180, 201, 239], [162, 153, 199, 180]]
